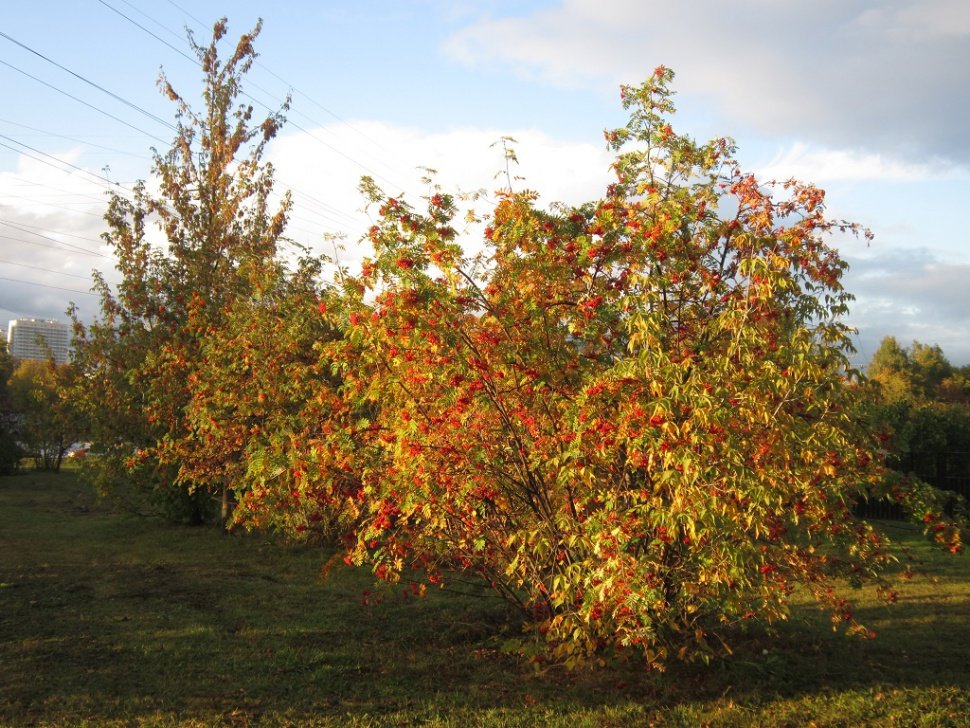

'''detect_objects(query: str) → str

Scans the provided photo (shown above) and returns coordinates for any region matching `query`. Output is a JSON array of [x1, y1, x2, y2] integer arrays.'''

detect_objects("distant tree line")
[[866, 337, 970, 509]]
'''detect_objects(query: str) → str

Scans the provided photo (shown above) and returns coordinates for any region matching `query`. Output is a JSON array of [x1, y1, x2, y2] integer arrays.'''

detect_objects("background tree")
[[909, 342, 953, 398], [0, 342, 21, 474], [866, 337, 970, 504], [6, 359, 79, 472], [939, 366, 970, 405], [867, 336, 966, 405], [70, 18, 291, 524], [163, 250, 357, 539], [867, 336, 916, 404]]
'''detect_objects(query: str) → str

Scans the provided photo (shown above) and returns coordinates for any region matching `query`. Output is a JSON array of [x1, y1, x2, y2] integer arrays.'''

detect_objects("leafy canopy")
[[258, 67, 968, 669], [69, 18, 297, 524]]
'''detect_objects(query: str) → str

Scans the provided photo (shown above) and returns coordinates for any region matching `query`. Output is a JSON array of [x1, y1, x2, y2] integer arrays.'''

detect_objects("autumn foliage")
[[72, 21, 968, 672], [70, 20, 298, 523], [281, 67, 967, 668]]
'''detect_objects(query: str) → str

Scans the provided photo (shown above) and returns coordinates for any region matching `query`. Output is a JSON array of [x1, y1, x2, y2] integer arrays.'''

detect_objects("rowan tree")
[[71, 18, 291, 523], [168, 252, 360, 540], [316, 68, 967, 668]]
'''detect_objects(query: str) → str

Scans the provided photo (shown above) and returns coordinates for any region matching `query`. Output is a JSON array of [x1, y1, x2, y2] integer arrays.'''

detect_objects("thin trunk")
[[220, 483, 232, 526]]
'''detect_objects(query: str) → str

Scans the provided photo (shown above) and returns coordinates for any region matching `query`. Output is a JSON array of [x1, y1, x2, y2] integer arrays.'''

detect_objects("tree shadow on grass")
[[588, 584, 970, 718]]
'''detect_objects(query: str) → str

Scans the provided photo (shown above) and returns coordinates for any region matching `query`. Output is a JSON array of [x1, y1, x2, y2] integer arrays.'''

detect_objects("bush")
[[263, 69, 969, 669]]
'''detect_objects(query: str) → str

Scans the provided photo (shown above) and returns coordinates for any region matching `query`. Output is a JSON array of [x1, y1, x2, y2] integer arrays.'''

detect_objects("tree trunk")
[[220, 483, 233, 527]]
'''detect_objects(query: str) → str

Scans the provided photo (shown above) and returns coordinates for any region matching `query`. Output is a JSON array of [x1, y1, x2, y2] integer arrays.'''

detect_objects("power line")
[[0, 136, 184, 224], [2, 171, 121, 208], [0, 29, 177, 132], [0, 257, 107, 282], [85, 2, 381, 239], [0, 193, 109, 220], [0, 218, 106, 246], [0, 134, 133, 196], [96, 0, 198, 65], [0, 234, 105, 260], [116, 0, 190, 44], [0, 117, 150, 160], [164, 0, 206, 30], [255, 100, 403, 191], [161, 0, 392, 156], [103, 1, 409, 192], [0, 275, 98, 297], [2, 0, 394, 283], [0, 221, 110, 259], [258, 62, 393, 153], [0, 59, 171, 146]]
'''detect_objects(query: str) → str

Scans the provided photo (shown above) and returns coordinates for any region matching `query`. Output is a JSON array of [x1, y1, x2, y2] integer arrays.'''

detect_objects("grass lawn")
[[1, 470, 969, 727]]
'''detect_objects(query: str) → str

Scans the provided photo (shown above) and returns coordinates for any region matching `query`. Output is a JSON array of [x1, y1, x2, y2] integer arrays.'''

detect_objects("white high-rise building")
[[6, 319, 72, 365]]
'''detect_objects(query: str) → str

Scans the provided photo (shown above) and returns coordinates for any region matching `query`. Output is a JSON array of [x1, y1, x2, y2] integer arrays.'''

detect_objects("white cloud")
[[267, 120, 614, 266], [753, 143, 963, 184], [2, 123, 616, 325], [444, 0, 970, 166], [856, 0, 970, 41], [0, 151, 117, 326], [6, 124, 969, 368], [844, 250, 970, 365]]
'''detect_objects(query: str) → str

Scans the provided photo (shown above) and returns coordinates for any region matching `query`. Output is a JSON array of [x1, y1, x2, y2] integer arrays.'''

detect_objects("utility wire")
[[1, 220, 109, 257], [0, 218, 106, 246], [0, 258, 105, 282], [0, 275, 98, 296], [163, 0, 392, 154], [105, 0, 409, 191], [164, 0, 205, 29], [3, 171, 124, 208], [117, 0, 190, 43], [0, 135, 133, 194], [0, 220, 106, 254], [247, 91, 404, 191], [1, 0, 387, 309], [0, 229, 109, 260], [0, 59, 171, 146], [96, 0, 198, 66], [0, 193, 110, 220], [91, 0, 387, 236], [0, 30, 176, 132], [0, 117, 150, 160]]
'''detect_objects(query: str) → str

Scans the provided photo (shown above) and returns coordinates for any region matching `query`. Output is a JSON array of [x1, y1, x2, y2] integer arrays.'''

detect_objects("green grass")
[[2, 471, 969, 727]]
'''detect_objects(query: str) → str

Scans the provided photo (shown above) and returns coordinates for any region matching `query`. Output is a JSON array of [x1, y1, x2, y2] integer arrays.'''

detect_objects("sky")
[[1, 0, 968, 366]]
